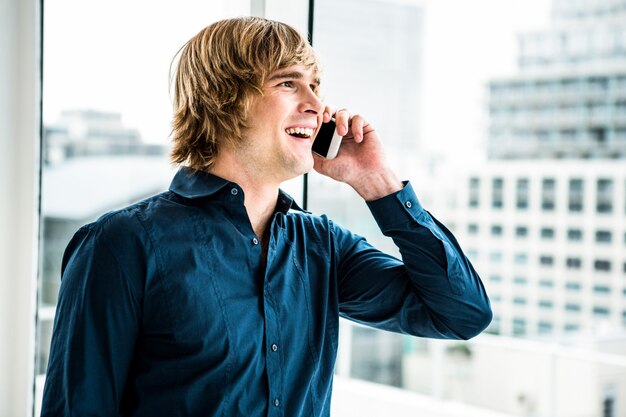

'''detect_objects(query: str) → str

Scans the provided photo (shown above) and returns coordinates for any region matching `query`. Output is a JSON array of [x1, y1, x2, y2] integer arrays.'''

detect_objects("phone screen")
[[312, 119, 341, 159]]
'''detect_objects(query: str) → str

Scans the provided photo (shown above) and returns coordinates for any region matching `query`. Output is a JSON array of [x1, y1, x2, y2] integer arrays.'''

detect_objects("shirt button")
[[230, 188, 238, 195], [271, 344, 278, 352], [252, 237, 259, 245], [274, 399, 280, 407], [405, 201, 412, 208]]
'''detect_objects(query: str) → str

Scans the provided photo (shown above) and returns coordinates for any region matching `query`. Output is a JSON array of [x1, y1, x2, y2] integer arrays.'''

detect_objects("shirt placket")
[[263, 218, 284, 417]]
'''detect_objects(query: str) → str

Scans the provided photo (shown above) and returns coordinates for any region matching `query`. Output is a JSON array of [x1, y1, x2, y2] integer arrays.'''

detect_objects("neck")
[[209, 153, 280, 239]]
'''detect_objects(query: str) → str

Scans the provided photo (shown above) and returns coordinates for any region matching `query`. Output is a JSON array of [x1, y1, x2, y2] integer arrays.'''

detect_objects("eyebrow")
[[268, 70, 321, 86]]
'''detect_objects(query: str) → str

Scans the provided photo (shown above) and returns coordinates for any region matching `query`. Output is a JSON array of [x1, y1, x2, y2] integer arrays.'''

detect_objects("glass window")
[[595, 230, 612, 243], [513, 318, 526, 336], [567, 228, 583, 241], [540, 227, 555, 239], [568, 178, 584, 211], [596, 178, 613, 213], [566, 257, 582, 269], [594, 260, 612, 271], [538, 300, 554, 309], [469, 177, 480, 208], [513, 297, 527, 305], [541, 178, 556, 210], [38, 0, 252, 402], [593, 306, 610, 315], [514, 253, 528, 265], [489, 274, 502, 283], [516, 178, 529, 209], [593, 285, 611, 294], [492, 177, 504, 209], [467, 223, 479, 234], [490, 251, 503, 262], [539, 279, 554, 288], [515, 226, 529, 237], [538, 321, 553, 333], [490, 224, 503, 236], [565, 303, 582, 312], [565, 281, 582, 291], [514, 276, 528, 285], [540, 255, 554, 266]]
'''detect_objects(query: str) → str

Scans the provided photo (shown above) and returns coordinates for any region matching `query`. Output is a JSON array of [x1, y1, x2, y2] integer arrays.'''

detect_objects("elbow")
[[460, 302, 493, 340]]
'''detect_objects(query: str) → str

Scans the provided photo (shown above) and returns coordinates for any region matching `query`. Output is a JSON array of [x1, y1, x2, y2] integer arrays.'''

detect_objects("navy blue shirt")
[[41, 168, 491, 417]]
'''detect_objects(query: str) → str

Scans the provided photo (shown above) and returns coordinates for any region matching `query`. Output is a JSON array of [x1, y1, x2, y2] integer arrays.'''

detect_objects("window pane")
[[37, 0, 250, 411]]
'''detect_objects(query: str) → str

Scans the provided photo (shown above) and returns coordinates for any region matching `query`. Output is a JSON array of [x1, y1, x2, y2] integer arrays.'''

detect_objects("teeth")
[[285, 127, 314, 137]]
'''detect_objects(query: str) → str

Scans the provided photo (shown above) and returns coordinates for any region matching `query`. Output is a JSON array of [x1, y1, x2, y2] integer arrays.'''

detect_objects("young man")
[[41, 17, 491, 417]]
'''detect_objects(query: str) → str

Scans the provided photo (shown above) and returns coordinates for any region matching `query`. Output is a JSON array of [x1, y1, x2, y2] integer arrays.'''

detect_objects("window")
[[514, 253, 528, 265], [515, 226, 529, 237], [491, 225, 503, 236], [538, 321, 553, 333], [568, 178, 584, 211], [469, 177, 480, 208], [489, 275, 502, 283], [540, 227, 555, 239], [492, 178, 504, 208], [567, 229, 583, 241], [467, 223, 479, 234], [513, 318, 526, 336], [514, 276, 528, 285], [595, 230, 612, 243], [539, 300, 553, 309], [596, 179, 613, 213], [594, 260, 612, 272], [593, 285, 611, 294], [593, 306, 610, 315], [513, 297, 527, 305], [565, 281, 582, 291], [565, 303, 581, 312], [539, 279, 554, 288], [540, 255, 554, 266], [566, 257, 582, 269], [542, 178, 556, 210], [516, 178, 529, 209], [490, 251, 503, 262]]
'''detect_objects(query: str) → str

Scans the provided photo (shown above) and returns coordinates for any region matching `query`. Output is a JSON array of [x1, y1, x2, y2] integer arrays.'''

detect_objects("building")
[[455, 0, 626, 339]]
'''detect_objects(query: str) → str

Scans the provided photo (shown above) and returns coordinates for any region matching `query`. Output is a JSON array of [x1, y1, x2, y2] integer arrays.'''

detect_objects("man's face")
[[235, 64, 324, 183]]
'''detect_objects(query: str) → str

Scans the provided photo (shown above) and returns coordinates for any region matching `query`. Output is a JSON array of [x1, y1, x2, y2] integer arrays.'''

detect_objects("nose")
[[298, 88, 324, 116]]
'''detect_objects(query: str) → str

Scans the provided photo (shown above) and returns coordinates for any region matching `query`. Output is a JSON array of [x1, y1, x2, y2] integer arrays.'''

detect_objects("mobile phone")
[[312, 118, 342, 159]]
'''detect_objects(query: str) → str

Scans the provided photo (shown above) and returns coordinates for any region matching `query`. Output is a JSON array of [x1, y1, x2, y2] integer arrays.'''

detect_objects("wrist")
[[351, 170, 403, 201]]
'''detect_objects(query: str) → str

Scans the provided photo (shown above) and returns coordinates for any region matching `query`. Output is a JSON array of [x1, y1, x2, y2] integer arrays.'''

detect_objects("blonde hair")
[[170, 17, 320, 170]]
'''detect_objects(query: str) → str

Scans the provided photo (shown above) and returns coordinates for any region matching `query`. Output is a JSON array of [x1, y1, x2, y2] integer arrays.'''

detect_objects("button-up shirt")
[[41, 168, 491, 417]]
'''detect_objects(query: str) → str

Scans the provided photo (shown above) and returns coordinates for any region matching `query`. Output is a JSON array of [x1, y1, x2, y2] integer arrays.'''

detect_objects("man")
[[41, 16, 491, 417]]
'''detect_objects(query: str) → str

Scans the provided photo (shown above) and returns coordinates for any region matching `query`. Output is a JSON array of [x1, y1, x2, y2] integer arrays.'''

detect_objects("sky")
[[43, 0, 552, 160]]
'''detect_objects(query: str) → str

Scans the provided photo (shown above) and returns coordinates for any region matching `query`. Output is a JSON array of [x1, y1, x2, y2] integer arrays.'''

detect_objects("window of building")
[[564, 323, 580, 332], [541, 178, 556, 210], [538, 321, 553, 333], [514, 253, 528, 265], [538, 300, 553, 309], [568, 178, 584, 212], [567, 228, 583, 241], [469, 177, 480, 208], [566, 257, 582, 269], [593, 285, 611, 294], [513, 318, 526, 336], [594, 260, 612, 272], [565, 303, 581, 312], [565, 281, 582, 291], [539, 279, 554, 288], [491, 224, 503, 236], [489, 275, 502, 283], [540, 255, 554, 266], [515, 226, 528, 237], [490, 251, 503, 262], [540, 227, 555, 239], [516, 178, 529, 209], [595, 230, 612, 243], [492, 177, 504, 209], [514, 276, 528, 285], [467, 223, 479, 234], [593, 306, 610, 315], [513, 297, 527, 305], [596, 178, 613, 213]]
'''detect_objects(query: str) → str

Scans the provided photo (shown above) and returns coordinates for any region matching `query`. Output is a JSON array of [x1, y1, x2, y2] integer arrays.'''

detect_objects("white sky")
[[43, 0, 552, 159]]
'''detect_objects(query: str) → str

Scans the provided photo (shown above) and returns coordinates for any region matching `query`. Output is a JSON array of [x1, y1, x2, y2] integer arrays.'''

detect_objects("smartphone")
[[312, 118, 342, 159]]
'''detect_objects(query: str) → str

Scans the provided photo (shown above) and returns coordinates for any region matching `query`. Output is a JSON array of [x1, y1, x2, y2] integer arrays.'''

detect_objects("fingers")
[[322, 105, 334, 123], [334, 108, 351, 136], [350, 115, 365, 143], [326, 107, 368, 143]]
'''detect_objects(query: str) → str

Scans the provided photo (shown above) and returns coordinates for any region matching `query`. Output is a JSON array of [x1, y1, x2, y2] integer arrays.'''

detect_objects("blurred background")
[[12, 0, 626, 415]]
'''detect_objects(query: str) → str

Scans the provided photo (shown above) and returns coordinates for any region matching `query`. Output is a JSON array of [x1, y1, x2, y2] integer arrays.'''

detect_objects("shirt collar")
[[169, 167, 305, 214]]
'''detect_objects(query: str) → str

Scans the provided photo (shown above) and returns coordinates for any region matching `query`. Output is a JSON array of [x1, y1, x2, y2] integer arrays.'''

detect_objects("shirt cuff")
[[366, 181, 429, 232]]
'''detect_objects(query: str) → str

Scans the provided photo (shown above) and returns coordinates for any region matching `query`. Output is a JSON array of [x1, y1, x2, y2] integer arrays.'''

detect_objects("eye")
[[278, 81, 293, 88]]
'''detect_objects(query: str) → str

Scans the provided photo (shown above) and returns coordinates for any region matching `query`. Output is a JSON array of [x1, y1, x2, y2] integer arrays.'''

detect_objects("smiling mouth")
[[285, 127, 314, 139]]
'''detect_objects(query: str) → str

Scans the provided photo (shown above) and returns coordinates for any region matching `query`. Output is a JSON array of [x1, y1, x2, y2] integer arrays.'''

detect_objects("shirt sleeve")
[[40, 216, 144, 416], [333, 181, 492, 340]]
